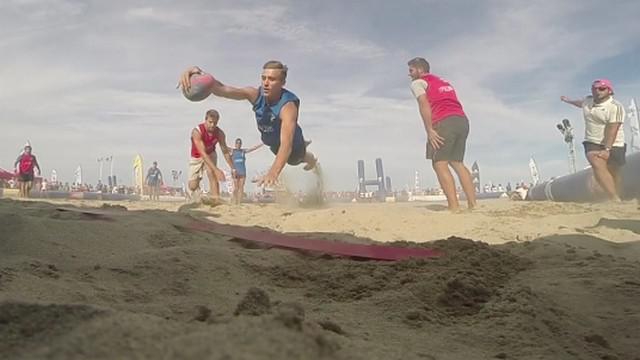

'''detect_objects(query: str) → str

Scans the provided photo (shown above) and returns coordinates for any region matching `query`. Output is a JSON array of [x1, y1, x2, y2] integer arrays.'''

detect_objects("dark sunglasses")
[[594, 87, 609, 91]]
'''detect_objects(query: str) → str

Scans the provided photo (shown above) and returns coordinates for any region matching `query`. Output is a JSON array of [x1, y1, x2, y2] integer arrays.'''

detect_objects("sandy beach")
[[1, 197, 640, 359]]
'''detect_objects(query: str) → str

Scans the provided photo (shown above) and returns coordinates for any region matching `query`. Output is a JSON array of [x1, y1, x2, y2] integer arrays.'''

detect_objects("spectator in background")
[[561, 79, 626, 201], [230, 138, 264, 204], [14, 143, 41, 198], [146, 161, 163, 201]]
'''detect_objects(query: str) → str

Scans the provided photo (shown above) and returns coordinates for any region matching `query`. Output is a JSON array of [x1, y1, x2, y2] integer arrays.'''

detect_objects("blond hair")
[[263, 60, 288, 80]]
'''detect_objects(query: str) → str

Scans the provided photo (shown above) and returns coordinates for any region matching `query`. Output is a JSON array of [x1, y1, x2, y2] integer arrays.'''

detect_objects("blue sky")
[[1, 0, 639, 191]]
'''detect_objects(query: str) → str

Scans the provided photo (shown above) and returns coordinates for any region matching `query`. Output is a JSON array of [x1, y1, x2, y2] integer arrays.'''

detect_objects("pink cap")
[[592, 79, 613, 92]]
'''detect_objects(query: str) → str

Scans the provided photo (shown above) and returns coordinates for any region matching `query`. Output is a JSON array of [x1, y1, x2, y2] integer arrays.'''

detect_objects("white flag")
[[74, 165, 82, 185], [223, 169, 234, 193], [529, 157, 540, 185], [628, 98, 640, 153]]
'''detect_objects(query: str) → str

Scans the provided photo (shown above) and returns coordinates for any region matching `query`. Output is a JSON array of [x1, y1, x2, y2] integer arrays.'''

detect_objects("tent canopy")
[[0, 168, 15, 181]]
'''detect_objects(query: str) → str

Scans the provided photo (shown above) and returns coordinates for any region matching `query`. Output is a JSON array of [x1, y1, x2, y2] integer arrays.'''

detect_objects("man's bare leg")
[[450, 161, 477, 209], [188, 179, 203, 203], [588, 153, 620, 201], [608, 164, 623, 200], [232, 178, 239, 204], [206, 170, 220, 198], [237, 177, 246, 204], [25, 181, 32, 198], [432, 160, 459, 211], [203, 169, 223, 206]]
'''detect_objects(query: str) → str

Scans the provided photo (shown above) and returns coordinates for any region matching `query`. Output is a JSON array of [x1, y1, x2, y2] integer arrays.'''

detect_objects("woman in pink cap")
[[560, 79, 626, 201]]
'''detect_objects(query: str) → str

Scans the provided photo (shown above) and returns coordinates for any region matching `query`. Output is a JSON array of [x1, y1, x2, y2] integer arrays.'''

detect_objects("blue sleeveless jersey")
[[252, 87, 305, 148], [232, 149, 246, 176]]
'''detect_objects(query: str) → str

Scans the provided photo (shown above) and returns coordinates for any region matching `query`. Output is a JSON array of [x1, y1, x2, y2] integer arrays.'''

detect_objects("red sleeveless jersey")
[[19, 154, 35, 174], [190, 123, 219, 158], [422, 74, 466, 124]]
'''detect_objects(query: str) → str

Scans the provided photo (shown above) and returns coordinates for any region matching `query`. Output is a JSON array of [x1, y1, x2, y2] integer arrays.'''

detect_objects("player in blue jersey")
[[231, 138, 263, 204], [179, 60, 317, 187]]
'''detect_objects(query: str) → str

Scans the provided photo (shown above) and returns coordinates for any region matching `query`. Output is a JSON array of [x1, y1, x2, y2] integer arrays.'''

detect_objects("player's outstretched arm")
[[245, 143, 264, 154], [217, 129, 236, 171], [179, 66, 259, 103], [560, 96, 584, 108]]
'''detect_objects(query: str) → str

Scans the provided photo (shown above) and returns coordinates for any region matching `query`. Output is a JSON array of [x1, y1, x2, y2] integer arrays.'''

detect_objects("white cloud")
[[215, 5, 387, 58], [124, 6, 188, 27]]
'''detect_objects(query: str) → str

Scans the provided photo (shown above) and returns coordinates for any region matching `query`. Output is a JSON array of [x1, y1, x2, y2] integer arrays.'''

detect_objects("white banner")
[[529, 157, 540, 185], [74, 165, 82, 185], [223, 169, 234, 194], [471, 161, 480, 192]]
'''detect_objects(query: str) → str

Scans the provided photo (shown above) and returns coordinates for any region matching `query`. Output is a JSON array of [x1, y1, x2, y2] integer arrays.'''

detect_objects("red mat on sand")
[[187, 220, 443, 261], [54, 207, 443, 261]]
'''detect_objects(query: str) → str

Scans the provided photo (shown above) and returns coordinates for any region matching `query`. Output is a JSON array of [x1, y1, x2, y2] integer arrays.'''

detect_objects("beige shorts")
[[189, 154, 216, 182]]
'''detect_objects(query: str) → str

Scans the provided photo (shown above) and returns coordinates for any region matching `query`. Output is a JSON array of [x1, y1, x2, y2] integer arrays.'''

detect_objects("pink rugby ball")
[[182, 73, 215, 102]]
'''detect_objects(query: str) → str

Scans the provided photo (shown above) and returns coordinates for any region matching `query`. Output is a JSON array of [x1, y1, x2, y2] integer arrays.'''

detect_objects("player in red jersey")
[[188, 109, 235, 204]]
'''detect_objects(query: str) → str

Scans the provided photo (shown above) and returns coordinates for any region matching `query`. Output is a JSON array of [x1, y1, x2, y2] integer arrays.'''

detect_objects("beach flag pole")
[[74, 165, 82, 186], [529, 157, 540, 185], [133, 154, 144, 195], [629, 98, 640, 153]]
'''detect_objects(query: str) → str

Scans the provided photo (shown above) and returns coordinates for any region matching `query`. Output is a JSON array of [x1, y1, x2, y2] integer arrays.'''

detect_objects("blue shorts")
[[235, 166, 247, 178]]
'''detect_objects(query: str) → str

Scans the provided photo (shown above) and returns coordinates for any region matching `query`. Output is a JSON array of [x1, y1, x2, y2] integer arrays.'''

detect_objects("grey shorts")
[[19, 173, 34, 182], [426, 115, 469, 162], [583, 142, 626, 167]]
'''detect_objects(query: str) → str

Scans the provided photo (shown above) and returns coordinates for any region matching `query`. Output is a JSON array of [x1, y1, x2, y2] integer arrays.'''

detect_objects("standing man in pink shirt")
[[408, 57, 477, 211]]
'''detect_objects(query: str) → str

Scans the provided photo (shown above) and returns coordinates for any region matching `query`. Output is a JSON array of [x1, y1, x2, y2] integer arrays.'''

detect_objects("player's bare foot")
[[303, 156, 317, 171], [201, 196, 225, 207]]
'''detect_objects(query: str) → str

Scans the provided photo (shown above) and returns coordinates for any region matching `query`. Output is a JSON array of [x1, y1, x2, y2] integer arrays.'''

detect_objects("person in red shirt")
[[189, 109, 235, 204], [14, 144, 41, 198], [408, 57, 477, 212]]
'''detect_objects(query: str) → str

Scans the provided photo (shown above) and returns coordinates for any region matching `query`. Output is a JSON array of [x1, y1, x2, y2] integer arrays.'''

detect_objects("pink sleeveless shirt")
[[422, 74, 466, 124]]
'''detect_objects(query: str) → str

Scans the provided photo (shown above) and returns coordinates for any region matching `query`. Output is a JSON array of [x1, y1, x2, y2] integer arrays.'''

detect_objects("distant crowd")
[[0, 178, 135, 195]]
